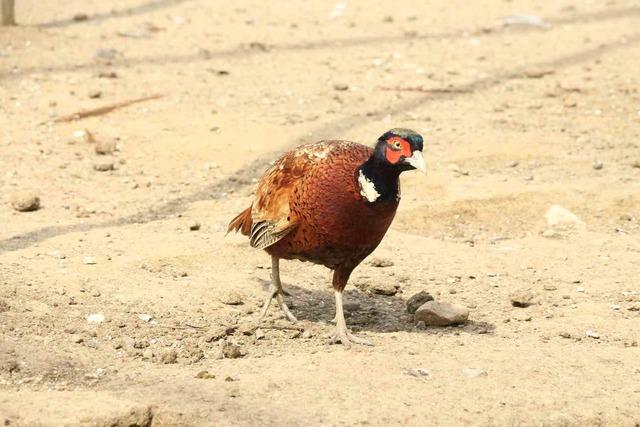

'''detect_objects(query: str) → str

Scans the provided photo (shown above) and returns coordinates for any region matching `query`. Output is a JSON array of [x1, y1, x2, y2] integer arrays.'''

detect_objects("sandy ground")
[[1, 0, 640, 425]]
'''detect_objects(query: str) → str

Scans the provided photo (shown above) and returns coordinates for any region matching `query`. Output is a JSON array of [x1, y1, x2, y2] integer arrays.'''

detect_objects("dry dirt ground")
[[1, 1, 640, 425]]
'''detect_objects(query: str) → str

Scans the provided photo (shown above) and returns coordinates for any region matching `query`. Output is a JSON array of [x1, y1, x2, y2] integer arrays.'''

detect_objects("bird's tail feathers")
[[227, 206, 253, 236]]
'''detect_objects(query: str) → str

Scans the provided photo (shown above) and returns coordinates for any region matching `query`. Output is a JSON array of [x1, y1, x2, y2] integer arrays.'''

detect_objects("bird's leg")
[[329, 290, 372, 347], [328, 267, 372, 347], [257, 256, 297, 323]]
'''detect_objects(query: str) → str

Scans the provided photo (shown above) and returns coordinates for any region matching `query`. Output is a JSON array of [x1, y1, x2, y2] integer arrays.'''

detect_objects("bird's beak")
[[405, 150, 426, 174]]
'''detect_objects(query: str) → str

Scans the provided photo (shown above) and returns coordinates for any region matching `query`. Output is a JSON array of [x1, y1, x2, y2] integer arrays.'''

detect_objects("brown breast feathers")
[[248, 140, 400, 269]]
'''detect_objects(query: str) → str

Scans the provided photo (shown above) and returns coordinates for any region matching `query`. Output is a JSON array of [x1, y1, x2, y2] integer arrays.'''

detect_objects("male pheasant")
[[228, 128, 425, 346]]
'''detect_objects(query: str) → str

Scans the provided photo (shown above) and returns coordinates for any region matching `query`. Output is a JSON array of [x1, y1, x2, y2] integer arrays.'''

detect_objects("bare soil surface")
[[1, 1, 640, 425]]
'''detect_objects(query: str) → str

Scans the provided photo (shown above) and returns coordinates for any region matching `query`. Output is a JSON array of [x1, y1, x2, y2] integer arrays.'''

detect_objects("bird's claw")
[[328, 328, 373, 348], [257, 288, 298, 324]]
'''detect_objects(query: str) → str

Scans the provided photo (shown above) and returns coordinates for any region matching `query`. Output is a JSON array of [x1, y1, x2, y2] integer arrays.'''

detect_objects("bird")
[[227, 128, 426, 346]]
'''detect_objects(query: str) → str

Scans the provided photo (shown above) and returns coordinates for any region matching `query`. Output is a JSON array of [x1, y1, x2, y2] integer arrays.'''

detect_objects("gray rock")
[[414, 301, 469, 326], [406, 291, 434, 314], [10, 192, 40, 212], [510, 290, 534, 307]]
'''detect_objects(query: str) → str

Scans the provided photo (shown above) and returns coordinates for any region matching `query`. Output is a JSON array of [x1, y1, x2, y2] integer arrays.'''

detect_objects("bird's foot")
[[257, 288, 298, 324], [276, 292, 298, 323], [328, 326, 373, 348]]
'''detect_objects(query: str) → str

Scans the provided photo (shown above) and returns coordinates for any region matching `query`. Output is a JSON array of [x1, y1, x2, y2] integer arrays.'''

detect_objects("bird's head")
[[373, 128, 426, 174]]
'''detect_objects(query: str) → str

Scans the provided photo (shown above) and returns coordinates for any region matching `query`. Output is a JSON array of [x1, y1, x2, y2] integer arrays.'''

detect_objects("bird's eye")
[[392, 141, 402, 149]]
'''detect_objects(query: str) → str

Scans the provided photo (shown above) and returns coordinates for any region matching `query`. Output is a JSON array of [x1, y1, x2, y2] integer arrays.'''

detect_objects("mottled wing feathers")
[[247, 145, 312, 249], [228, 140, 370, 250], [249, 219, 296, 250]]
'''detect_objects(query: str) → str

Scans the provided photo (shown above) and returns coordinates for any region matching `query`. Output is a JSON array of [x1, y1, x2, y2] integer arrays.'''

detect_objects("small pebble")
[[221, 342, 244, 359], [369, 282, 398, 296], [196, 370, 215, 379], [189, 222, 201, 231], [406, 291, 434, 314], [49, 250, 66, 259], [83, 256, 97, 265], [219, 290, 243, 305], [368, 257, 394, 267], [10, 192, 40, 212], [86, 313, 105, 323], [510, 290, 534, 307], [88, 90, 102, 99], [95, 139, 117, 155], [586, 330, 600, 339], [159, 349, 178, 364], [405, 368, 430, 378], [462, 368, 488, 378], [593, 160, 603, 170], [542, 229, 561, 239], [73, 13, 89, 21], [137, 314, 153, 322], [333, 83, 349, 91], [94, 160, 115, 172], [414, 301, 469, 326]]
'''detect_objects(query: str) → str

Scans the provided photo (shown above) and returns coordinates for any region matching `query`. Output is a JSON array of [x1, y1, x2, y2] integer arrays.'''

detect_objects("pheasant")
[[228, 128, 425, 346]]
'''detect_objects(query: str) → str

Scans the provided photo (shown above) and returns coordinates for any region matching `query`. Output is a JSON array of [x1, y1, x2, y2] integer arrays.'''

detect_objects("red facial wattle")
[[385, 137, 412, 164]]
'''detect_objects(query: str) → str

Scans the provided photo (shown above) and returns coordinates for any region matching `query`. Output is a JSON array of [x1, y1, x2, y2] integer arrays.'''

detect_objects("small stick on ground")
[[42, 94, 163, 125]]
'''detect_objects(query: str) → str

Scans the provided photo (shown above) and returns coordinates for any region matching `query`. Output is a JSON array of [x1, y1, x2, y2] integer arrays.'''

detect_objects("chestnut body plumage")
[[229, 129, 425, 346]]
